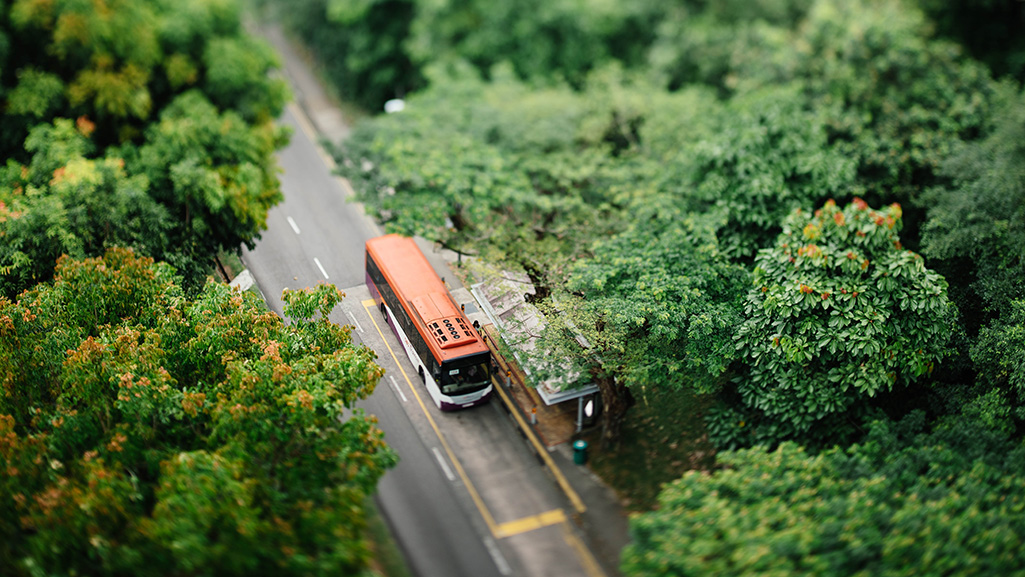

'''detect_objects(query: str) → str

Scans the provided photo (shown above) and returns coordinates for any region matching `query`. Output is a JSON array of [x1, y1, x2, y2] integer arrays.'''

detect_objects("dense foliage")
[[256, 0, 422, 111], [259, 0, 664, 111], [0, 1, 404, 572], [717, 199, 954, 446], [6, 0, 1004, 572], [337, 65, 745, 438], [917, 0, 1025, 84], [0, 249, 395, 575], [0, 0, 289, 296], [335, 0, 1011, 447], [521, 201, 749, 441], [621, 413, 1025, 576], [302, 0, 1025, 572]]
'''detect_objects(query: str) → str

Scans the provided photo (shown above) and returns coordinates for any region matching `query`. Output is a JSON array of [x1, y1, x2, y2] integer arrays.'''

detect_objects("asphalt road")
[[243, 104, 605, 577], [243, 106, 503, 577]]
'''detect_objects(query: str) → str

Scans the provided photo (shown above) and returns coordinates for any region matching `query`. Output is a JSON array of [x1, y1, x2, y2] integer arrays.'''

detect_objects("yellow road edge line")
[[338, 176, 357, 197], [493, 509, 567, 539], [286, 101, 337, 171], [286, 101, 316, 143], [491, 378, 587, 515], [561, 519, 608, 577], [364, 302, 500, 535], [362, 298, 377, 307]]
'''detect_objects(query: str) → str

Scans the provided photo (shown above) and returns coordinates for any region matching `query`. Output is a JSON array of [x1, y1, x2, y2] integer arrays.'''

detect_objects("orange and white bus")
[[366, 234, 492, 410]]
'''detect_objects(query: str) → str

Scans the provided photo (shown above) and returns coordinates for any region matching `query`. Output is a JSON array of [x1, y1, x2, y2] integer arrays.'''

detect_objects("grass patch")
[[584, 385, 716, 512], [365, 496, 413, 577], [216, 249, 246, 281]]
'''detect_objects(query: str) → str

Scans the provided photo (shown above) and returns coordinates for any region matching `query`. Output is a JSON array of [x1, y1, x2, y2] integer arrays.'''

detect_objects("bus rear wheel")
[[379, 302, 386, 317], [418, 366, 425, 383]]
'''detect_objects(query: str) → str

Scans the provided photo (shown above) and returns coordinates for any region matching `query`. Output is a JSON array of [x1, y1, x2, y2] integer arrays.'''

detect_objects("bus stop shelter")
[[466, 272, 600, 435]]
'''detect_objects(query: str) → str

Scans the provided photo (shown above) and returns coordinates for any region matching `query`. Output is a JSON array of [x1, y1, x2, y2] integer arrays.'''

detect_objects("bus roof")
[[366, 234, 488, 363]]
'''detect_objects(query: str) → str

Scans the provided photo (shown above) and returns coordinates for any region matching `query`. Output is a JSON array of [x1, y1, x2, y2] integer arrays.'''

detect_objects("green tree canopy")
[[922, 84, 1025, 327], [622, 414, 1025, 577], [332, 0, 1014, 453], [522, 200, 747, 442], [794, 0, 995, 213], [262, 0, 666, 111], [339, 64, 663, 271], [408, 0, 662, 88], [256, 0, 422, 111], [970, 300, 1025, 427], [0, 0, 289, 296], [2, 0, 287, 153], [666, 85, 858, 260], [127, 90, 288, 283], [0, 249, 395, 575], [918, 84, 1025, 432], [649, 0, 998, 244], [0, 119, 171, 297], [917, 0, 1025, 83]]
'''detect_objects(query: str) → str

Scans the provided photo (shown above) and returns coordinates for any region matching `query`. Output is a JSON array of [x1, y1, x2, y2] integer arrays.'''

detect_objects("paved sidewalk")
[[479, 324, 582, 448], [422, 240, 631, 577], [256, 20, 632, 576]]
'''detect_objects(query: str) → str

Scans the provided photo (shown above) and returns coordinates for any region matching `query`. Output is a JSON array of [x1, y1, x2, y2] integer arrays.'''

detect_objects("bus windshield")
[[440, 359, 490, 395]]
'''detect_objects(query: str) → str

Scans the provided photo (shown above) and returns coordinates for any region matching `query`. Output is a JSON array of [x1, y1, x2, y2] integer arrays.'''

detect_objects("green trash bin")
[[572, 440, 588, 465]]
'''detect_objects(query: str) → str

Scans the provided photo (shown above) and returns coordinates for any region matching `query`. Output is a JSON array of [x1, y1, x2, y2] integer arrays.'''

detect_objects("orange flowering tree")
[[0, 249, 394, 575], [718, 199, 954, 445]]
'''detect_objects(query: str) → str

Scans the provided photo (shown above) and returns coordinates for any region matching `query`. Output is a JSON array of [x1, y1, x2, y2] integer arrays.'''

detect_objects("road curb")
[[490, 374, 588, 515]]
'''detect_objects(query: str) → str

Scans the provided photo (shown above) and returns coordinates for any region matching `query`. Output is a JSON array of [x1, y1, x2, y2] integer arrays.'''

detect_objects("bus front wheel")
[[418, 367, 425, 383]]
